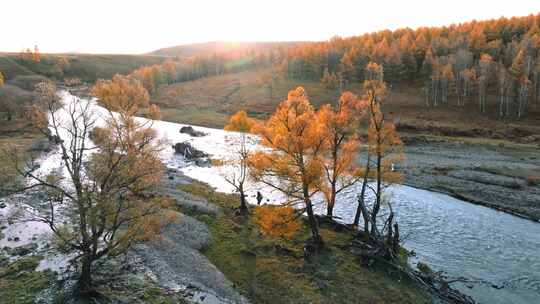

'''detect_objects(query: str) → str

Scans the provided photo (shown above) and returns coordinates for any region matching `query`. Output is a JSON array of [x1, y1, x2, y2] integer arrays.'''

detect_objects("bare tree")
[[3, 79, 174, 295]]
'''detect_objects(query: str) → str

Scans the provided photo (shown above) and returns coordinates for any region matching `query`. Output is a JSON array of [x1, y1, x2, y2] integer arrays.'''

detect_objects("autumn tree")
[[0, 71, 4, 86], [440, 63, 454, 104], [497, 63, 512, 117], [4, 76, 174, 295], [317, 92, 366, 217], [249, 87, 326, 251], [55, 56, 71, 77], [453, 49, 474, 106], [33, 45, 40, 62], [478, 54, 493, 113], [321, 67, 338, 90], [533, 60, 540, 104], [254, 205, 301, 240], [460, 68, 476, 106], [339, 49, 356, 84], [224, 110, 256, 213], [355, 63, 404, 244], [162, 59, 177, 84], [510, 49, 532, 118]]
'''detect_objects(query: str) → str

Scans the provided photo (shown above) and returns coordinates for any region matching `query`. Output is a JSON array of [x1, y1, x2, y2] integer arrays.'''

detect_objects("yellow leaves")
[[0, 71, 4, 86], [257, 87, 322, 156], [34, 81, 60, 108], [224, 110, 256, 133], [91, 74, 150, 116], [162, 59, 177, 81], [365, 62, 384, 81], [148, 104, 162, 120], [25, 105, 48, 130], [250, 87, 326, 191], [480, 53, 493, 63], [321, 68, 338, 89], [254, 205, 300, 240]]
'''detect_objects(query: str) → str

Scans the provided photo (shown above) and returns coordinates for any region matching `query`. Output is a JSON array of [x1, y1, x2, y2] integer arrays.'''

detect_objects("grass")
[[0, 255, 55, 304], [94, 275, 189, 304], [0, 118, 45, 194], [152, 69, 540, 144], [178, 182, 430, 304], [0, 53, 166, 83]]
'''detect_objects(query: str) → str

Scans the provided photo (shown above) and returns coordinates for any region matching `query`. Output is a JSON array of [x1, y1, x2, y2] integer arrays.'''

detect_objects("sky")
[[3, 0, 540, 54]]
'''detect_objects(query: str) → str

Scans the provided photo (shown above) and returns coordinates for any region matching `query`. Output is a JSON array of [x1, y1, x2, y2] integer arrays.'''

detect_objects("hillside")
[[147, 41, 303, 58], [152, 68, 540, 143], [0, 53, 166, 82]]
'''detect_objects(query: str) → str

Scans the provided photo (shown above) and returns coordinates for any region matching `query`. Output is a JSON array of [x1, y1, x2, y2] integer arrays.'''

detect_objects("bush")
[[7, 75, 50, 91], [0, 84, 35, 120]]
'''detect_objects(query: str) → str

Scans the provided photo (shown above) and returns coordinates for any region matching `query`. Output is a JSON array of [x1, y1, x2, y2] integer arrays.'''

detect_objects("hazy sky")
[[3, 0, 540, 54]]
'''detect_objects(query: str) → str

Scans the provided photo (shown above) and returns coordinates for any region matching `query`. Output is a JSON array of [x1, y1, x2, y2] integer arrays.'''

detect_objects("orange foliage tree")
[[224, 110, 256, 213], [5, 76, 174, 294], [248, 87, 326, 251], [254, 205, 301, 240], [355, 63, 404, 240], [33, 45, 40, 62], [317, 91, 367, 217]]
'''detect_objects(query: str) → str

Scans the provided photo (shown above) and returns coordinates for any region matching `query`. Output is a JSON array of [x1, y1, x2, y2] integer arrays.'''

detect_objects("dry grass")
[[153, 69, 540, 143], [0, 119, 44, 193], [178, 182, 431, 304]]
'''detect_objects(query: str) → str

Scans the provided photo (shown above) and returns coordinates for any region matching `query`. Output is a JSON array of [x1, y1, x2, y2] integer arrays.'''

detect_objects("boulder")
[[28, 138, 51, 152], [173, 142, 208, 159], [180, 126, 206, 137]]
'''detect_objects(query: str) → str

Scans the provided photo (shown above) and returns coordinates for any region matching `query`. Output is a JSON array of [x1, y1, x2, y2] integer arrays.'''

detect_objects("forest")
[[124, 14, 540, 120]]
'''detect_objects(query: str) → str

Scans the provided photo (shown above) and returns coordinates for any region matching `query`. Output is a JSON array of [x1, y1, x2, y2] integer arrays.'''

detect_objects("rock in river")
[[173, 142, 209, 164], [180, 126, 207, 137]]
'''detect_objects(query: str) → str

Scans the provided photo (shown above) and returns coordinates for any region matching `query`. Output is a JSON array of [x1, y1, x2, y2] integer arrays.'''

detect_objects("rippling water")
[[2, 91, 539, 304]]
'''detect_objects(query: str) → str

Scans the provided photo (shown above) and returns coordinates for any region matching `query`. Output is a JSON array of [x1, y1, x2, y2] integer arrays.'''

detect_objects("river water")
[[1, 91, 539, 304]]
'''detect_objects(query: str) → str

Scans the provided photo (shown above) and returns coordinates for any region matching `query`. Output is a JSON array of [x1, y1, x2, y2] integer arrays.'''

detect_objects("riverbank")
[[0, 118, 48, 197], [400, 134, 540, 222], [165, 171, 432, 304]]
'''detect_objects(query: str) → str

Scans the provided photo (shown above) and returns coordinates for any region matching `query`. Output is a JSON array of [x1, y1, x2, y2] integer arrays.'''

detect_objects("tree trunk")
[[326, 191, 335, 218], [392, 223, 400, 254], [370, 152, 382, 237], [239, 184, 248, 213], [305, 196, 324, 251], [78, 256, 94, 296], [353, 154, 371, 230]]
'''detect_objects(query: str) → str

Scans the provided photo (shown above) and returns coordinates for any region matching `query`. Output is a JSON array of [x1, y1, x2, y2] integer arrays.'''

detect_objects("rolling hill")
[[0, 53, 166, 82], [147, 41, 304, 57]]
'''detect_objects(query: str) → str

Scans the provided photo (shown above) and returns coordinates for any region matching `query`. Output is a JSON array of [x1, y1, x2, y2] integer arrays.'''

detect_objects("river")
[[1, 91, 539, 304]]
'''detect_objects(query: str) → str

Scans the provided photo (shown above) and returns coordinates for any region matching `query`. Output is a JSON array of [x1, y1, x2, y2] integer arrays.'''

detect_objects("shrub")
[[7, 75, 49, 90]]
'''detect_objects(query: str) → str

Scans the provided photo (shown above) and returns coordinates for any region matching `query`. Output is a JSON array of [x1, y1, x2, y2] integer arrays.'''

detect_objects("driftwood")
[[350, 237, 475, 304]]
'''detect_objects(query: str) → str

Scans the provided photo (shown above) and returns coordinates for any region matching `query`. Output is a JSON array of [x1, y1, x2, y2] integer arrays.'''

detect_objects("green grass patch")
[[160, 106, 230, 129], [0, 255, 55, 304], [179, 183, 430, 304]]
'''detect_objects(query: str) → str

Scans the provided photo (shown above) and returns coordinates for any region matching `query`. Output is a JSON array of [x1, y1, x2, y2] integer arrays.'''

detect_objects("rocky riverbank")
[[400, 135, 540, 221], [133, 170, 250, 304]]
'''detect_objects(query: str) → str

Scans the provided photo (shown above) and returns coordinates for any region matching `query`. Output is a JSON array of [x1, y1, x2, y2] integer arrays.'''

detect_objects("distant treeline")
[[275, 13, 540, 118], [135, 14, 540, 119]]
